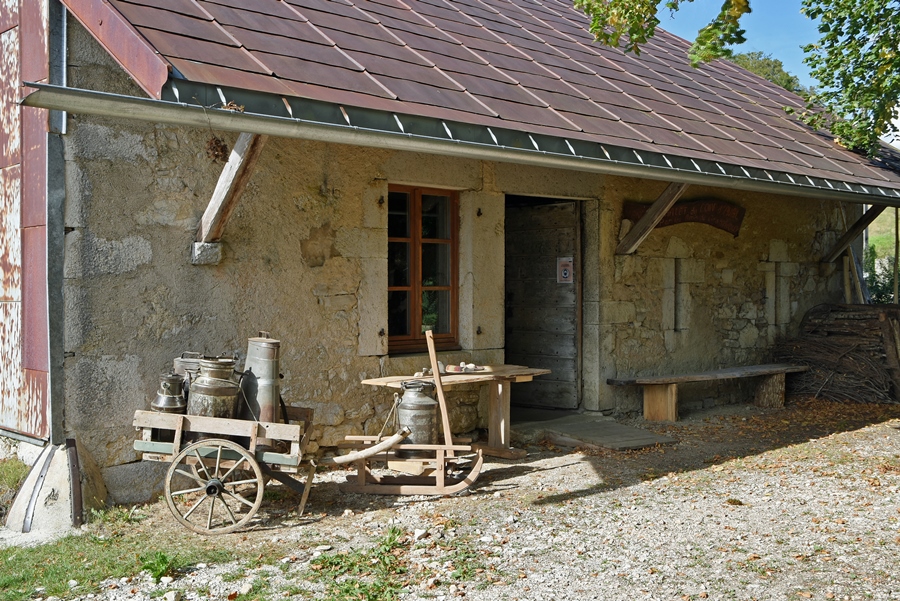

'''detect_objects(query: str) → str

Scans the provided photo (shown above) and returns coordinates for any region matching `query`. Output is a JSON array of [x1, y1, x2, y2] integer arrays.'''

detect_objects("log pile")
[[773, 304, 900, 404]]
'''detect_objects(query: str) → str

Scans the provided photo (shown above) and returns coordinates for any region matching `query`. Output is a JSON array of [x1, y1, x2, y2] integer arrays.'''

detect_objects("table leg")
[[474, 380, 527, 460]]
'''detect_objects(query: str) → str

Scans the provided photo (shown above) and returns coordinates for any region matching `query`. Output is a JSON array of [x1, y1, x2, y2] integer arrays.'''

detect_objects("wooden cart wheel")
[[164, 439, 264, 535]]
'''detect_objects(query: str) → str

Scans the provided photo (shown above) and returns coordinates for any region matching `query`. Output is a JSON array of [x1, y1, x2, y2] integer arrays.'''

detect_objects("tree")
[[730, 51, 803, 93], [573, 0, 900, 155]]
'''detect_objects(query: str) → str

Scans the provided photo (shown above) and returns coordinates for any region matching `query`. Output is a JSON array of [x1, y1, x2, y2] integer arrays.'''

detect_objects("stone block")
[[757, 262, 776, 272], [664, 329, 677, 353], [191, 242, 222, 265], [679, 259, 706, 284], [738, 325, 759, 348], [603, 301, 636, 324], [777, 262, 800, 277], [362, 180, 388, 229], [769, 239, 789, 262], [661, 288, 675, 330], [102, 460, 168, 505], [648, 258, 675, 289], [720, 269, 734, 285], [665, 236, 691, 258]]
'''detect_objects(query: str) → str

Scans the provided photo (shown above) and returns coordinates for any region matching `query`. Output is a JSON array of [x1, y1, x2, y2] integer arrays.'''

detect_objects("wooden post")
[[616, 182, 689, 255], [197, 133, 268, 243], [643, 384, 677, 421], [821, 205, 886, 263], [843, 255, 852, 303], [754, 373, 786, 408]]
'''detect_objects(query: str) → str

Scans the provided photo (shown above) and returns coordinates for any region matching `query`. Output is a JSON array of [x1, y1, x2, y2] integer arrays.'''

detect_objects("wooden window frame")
[[387, 185, 460, 354]]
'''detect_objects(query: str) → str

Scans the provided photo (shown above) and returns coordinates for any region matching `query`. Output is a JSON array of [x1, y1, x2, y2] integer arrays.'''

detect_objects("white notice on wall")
[[557, 257, 574, 284]]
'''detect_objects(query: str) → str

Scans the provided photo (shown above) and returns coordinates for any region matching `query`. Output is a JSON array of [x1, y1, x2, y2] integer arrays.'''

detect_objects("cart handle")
[[324, 427, 411, 465]]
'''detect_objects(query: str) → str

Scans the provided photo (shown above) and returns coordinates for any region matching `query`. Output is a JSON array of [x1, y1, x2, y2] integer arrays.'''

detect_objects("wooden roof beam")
[[821, 204, 886, 263], [197, 133, 268, 243], [615, 182, 689, 255]]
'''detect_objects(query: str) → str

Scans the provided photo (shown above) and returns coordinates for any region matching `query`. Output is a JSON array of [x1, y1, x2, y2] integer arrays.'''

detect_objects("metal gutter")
[[21, 81, 900, 206]]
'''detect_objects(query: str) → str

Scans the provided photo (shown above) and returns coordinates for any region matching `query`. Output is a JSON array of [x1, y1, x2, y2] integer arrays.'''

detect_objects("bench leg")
[[644, 384, 677, 421], [754, 373, 786, 408]]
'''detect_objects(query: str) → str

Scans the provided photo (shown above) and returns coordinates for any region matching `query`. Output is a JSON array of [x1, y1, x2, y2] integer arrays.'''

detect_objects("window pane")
[[388, 191, 409, 238], [421, 243, 451, 287], [388, 291, 410, 336], [421, 290, 451, 334], [421, 194, 451, 239], [388, 242, 409, 287]]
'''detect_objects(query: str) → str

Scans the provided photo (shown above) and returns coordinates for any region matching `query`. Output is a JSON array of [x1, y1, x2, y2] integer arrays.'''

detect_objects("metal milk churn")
[[173, 352, 203, 403], [187, 358, 240, 422], [395, 380, 438, 459], [239, 332, 281, 446], [150, 372, 186, 442], [151, 372, 187, 414]]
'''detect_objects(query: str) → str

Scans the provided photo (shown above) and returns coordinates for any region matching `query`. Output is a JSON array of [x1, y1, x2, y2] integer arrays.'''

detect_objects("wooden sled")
[[339, 330, 483, 495]]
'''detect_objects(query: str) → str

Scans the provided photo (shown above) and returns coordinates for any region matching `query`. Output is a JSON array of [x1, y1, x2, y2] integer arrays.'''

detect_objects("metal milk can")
[[173, 352, 203, 402], [238, 332, 281, 447], [151, 372, 187, 414], [150, 372, 186, 443], [187, 358, 240, 421], [395, 380, 438, 459]]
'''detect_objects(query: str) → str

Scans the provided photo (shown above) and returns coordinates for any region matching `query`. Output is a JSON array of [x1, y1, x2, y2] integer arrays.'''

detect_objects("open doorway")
[[505, 196, 581, 409]]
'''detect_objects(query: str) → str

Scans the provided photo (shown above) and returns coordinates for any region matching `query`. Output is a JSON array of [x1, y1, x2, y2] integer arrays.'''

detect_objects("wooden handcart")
[[133, 406, 315, 535], [338, 331, 484, 495]]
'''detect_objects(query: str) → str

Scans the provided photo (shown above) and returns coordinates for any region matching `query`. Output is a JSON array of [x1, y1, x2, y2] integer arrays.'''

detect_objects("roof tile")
[[89, 0, 900, 193]]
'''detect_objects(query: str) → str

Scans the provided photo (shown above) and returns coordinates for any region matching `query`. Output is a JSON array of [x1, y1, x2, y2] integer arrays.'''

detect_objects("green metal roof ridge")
[[21, 80, 900, 206]]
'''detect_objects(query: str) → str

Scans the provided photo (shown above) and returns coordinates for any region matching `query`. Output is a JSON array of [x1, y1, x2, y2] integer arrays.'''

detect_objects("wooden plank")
[[608, 363, 808, 386], [197, 132, 268, 243], [615, 182, 689, 255], [822, 205, 886, 263], [361, 365, 551, 388], [644, 384, 677, 421], [133, 439, 300, 466], [132, 410, 302, 442], [425, 330, 455, 452]]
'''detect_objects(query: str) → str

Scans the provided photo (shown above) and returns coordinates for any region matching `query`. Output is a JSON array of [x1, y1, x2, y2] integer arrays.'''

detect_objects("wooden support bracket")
[[197, 132, 268, 243], [616, 182, 689, 255], [822, 204, 886, 263]]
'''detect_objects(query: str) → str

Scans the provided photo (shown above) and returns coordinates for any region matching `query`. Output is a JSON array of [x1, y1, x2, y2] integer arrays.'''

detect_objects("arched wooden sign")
[[622, 198, 745, 237]]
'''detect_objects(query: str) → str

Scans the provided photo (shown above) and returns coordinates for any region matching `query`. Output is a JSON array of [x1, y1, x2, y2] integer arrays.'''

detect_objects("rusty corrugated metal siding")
[[0, 0, 50, 441]]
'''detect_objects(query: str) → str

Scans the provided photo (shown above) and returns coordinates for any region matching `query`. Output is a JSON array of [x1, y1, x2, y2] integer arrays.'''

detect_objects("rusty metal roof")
[[55, 0, 900, 199]]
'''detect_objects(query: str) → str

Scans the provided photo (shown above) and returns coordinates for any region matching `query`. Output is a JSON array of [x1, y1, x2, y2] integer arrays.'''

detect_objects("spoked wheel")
[[164, 439, 264, 535]]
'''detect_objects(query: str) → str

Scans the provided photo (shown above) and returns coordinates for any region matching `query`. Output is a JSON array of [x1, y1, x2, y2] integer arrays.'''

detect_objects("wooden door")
[[505, 197, 580, 409]]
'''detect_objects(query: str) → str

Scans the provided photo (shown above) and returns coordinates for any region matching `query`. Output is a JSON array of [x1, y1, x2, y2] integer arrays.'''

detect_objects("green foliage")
[[573, 0, 751, 63], [0, 457, 29, 490], [574, 0, 900, 156], [864, 244, 896, 304], [0, 458, 30, 522], [140, 551, 175, 582], [731, 51, 803, 93], [800, 0, 900, 154]]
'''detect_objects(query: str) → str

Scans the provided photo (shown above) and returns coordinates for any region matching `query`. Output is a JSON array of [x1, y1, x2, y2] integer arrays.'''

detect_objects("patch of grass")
[[307, 527, 408, 601], [0, 510, 235, 601], [0, 457, 30, 521]]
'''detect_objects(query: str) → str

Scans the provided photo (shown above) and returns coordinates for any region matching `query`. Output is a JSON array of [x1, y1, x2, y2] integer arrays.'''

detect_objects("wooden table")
[[361, 365, 550, 460]]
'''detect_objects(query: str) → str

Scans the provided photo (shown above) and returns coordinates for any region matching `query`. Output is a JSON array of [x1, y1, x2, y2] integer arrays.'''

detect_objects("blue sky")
[[655, 0, 822, 88]]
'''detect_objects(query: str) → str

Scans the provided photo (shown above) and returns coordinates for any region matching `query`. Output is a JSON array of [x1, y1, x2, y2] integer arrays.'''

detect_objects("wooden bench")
[[607, 363, 809, 421]]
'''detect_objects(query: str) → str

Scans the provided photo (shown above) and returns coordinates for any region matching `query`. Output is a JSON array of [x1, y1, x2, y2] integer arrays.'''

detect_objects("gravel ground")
[[14, 399, 900, 601]]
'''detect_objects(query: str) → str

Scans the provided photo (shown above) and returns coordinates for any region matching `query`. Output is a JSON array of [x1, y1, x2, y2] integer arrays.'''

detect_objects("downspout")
[[47, 0, 67, 445]]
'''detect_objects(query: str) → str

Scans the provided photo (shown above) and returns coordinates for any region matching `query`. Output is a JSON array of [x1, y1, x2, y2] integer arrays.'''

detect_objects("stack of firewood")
[[773, 304, 900, 404]]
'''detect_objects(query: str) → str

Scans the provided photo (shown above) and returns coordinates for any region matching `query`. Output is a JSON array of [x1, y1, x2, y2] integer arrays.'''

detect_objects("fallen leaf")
[[227, 593, 238, 601], [798, 593, 812, 598]]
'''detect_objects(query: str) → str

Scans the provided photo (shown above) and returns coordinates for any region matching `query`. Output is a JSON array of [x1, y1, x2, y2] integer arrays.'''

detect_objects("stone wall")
[[596, 177, 850, 413]]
